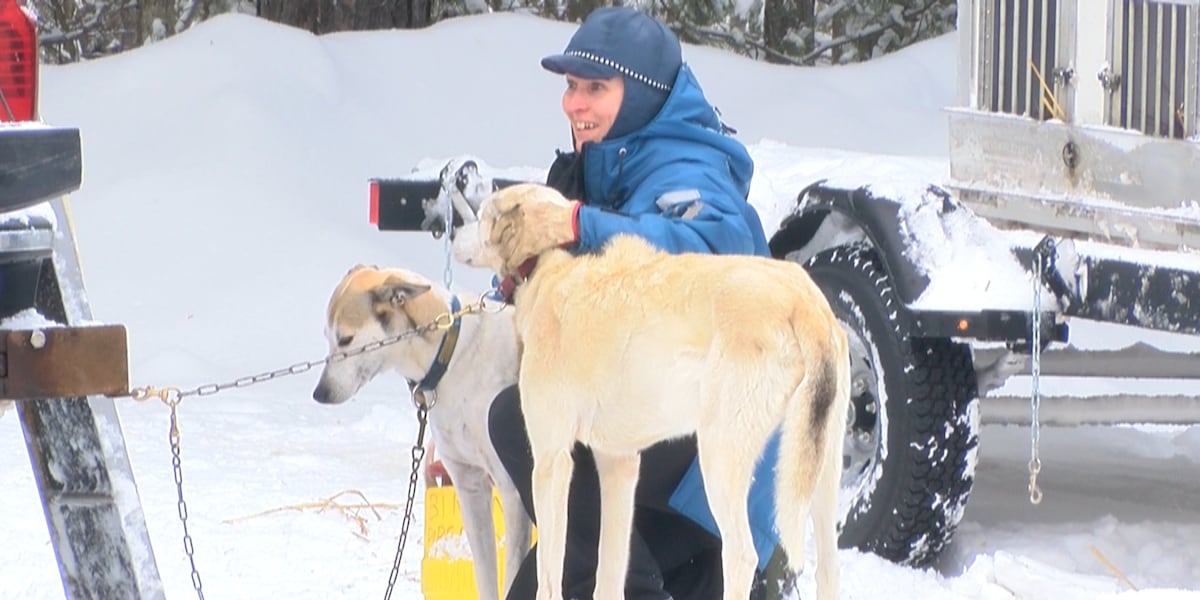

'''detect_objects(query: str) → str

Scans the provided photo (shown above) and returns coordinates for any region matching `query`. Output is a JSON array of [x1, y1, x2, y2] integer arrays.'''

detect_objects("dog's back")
[[518, 234, 843, 443]]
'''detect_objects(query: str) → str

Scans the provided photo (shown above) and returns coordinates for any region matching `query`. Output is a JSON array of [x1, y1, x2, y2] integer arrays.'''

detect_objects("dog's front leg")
[[592, 450, 640, 600], [444, 460, 503, 600], [531, 446, 573, 600]]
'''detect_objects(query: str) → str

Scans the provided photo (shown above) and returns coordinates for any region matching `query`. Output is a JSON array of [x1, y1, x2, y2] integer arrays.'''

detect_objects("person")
[[488, 7, 788, 599]]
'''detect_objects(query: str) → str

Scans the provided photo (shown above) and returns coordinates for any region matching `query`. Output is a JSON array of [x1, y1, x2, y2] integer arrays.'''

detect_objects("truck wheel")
[[801, 243, 979, 566]]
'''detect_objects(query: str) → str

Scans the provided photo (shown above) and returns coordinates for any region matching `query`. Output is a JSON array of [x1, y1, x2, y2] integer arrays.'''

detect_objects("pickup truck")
[[0, 0, 79, 322]]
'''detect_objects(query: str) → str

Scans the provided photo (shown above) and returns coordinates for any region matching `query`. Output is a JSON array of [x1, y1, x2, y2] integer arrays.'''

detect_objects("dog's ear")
[[490, 184, 535, 217], [345, 264, 372, 276], [372, 277, 432, 306]]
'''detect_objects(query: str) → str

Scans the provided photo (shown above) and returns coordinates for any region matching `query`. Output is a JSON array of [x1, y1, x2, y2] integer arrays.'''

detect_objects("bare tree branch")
[[679, 22, 804, 66], [37, 0, 141, 47], [32, 0, 955, 68]]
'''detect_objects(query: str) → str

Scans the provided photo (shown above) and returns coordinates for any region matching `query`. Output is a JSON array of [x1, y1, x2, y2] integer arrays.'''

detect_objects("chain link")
[[124, 303, 487, 599], [128, 303, 485, 403], [443, 169, 456, 291], [383, 402, 429, 600], [166, 397, 206, 599], [1029, 245, 1045, 505]]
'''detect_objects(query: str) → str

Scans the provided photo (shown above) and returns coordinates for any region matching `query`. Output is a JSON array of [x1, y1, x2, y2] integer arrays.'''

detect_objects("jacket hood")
[[581, 64, 754, 207]]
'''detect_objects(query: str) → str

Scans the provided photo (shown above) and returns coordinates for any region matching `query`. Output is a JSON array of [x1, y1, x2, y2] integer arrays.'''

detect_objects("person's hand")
[[490, 185, 580, 273], [424, 440, 452, 487]]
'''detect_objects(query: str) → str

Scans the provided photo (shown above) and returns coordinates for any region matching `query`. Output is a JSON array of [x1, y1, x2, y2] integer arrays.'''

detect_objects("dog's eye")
[[492, 220, 514, 245], [337, 335, 354, 348]]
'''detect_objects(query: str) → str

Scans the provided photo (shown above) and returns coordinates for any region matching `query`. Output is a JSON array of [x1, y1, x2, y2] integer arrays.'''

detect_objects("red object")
[[569, 200, 582, 243], [498, 256, 541, 303], [426, 459, 452, 486], [368, 180, 379, 225], [497, 276, 517, 303], [0, 0, 38, 122]]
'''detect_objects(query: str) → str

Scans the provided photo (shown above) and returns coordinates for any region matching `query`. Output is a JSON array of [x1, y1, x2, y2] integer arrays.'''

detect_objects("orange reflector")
[[369, 180, 379, 225], [957, 319, 970, 332]]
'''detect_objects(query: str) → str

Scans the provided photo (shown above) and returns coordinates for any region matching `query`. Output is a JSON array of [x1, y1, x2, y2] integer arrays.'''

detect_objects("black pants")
[[489, 384, 727, 600]]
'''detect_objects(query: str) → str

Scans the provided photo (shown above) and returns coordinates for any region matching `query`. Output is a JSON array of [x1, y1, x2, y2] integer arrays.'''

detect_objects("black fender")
[[767, 181, 955, 307], [0, 126, 82, 214]]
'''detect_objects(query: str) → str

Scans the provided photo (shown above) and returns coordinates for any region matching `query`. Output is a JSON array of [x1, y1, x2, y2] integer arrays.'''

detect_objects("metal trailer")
[[766, 0, 1200, 567]]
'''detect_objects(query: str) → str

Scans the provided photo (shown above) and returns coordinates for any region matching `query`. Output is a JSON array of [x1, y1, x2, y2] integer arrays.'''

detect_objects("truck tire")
[[801, 243, 979, 566]]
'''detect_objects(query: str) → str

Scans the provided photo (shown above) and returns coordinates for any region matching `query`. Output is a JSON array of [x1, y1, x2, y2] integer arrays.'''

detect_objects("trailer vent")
[[980, 0, 1062, 121], [1109, 0, 1198, 139]]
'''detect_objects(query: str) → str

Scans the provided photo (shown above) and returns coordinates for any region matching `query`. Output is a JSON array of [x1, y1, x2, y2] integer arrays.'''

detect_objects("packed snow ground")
[[2, 12, 1199, 599]]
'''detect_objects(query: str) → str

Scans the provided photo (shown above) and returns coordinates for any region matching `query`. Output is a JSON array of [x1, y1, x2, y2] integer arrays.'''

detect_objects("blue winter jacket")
[[564, 63, 781, 570], [573, 65, 770, 258]]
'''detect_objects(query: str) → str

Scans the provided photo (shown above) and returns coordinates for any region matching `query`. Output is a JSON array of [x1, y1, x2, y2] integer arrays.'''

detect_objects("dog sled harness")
[[407, 295, 463, 395]]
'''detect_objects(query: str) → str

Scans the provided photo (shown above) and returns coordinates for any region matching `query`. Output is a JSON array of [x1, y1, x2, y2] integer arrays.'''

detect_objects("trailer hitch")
[[1031, 236, 1080, 311]]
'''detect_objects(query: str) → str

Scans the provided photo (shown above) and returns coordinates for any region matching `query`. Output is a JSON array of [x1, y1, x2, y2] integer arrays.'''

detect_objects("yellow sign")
[[422, 486, 534, 599]]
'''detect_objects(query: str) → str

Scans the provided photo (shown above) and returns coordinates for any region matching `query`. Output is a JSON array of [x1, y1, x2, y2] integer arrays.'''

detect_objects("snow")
[[1, 202, 55, 228], [2, 11, 1199, 600]]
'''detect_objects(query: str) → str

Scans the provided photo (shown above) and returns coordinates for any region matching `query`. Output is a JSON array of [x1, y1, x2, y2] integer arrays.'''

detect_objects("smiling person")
[[487, 6, 787, 600]]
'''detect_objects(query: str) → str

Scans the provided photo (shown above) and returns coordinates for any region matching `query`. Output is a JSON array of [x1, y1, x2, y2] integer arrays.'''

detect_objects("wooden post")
[[8, 197, 165, 599]]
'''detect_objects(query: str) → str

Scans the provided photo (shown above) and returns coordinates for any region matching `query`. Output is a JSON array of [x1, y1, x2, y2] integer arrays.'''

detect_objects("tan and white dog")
[[312, 265, 531, 600], [455, 183, 848, 600]]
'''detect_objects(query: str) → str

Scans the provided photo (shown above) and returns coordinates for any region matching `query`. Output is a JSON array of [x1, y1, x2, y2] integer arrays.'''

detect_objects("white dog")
[[312, 265, 531, 600], [455, 183, 848, 600]]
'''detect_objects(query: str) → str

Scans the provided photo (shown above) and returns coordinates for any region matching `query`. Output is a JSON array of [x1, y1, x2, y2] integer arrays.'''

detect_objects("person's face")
[[562, 74, 624, 152]]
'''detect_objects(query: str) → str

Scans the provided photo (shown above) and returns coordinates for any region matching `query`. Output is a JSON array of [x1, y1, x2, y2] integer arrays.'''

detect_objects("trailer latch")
[[0, 325, 129, 400]]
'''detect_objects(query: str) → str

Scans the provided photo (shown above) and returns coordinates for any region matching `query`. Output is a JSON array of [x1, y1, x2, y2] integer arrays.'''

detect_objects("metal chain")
[[1029, 248, 1045, 505], [163, 392, 206, 599], [383, 401, 429, 600], [128, 302, 486, 403], [443, 168, 455, 291], [125, 301, 489, 599]]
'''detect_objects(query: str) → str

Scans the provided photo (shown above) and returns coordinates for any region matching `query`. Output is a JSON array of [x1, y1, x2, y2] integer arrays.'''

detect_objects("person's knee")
[[488, 384, 523, 451]]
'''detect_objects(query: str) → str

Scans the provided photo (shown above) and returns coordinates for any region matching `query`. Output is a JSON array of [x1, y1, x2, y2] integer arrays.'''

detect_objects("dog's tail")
[[774, 322, 850, 585]]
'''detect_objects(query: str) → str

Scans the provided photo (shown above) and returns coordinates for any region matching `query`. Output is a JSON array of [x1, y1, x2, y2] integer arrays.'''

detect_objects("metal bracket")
[[0, 325, 129, 400], [1097, 67, 1122, 92], [1053, 66, 1075, 87]]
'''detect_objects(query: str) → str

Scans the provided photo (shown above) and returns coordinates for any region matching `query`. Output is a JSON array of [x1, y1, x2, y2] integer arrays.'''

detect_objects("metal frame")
[[9, 197, 164, 599], [1107, 0, 1200, 139], [983, 393, 1200, 424], [977, 0, 1075, 121]]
